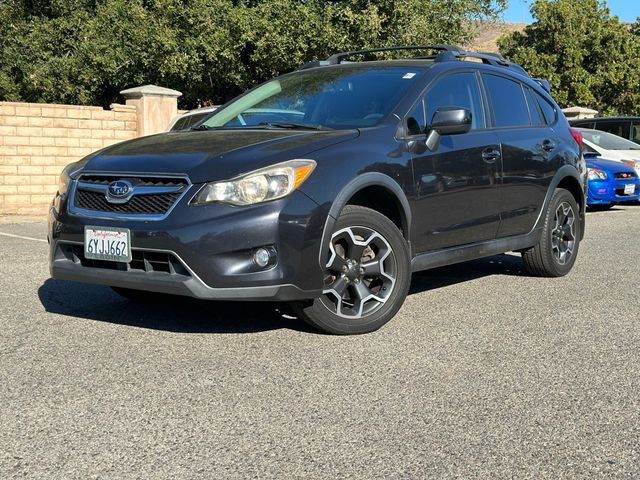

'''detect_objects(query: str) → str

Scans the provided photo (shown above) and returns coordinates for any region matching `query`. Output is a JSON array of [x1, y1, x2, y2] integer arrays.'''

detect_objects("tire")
[[111, 286, 173, 303], [293, 205, 411, 335], [522, 188, 581, 277]]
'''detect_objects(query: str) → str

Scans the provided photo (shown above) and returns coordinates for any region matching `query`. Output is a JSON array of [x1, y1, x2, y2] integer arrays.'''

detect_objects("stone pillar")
[[120, 85, 182, 137]]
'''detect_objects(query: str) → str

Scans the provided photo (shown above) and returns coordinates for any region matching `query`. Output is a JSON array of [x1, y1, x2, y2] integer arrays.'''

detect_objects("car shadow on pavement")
[[38, 279, 315, 334], [38, 254, 526, 334], [409, 253, 526, 294]]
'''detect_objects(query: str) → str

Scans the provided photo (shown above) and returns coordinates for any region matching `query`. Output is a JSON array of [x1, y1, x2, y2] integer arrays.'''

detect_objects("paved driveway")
[[1, 206, 639, 479]]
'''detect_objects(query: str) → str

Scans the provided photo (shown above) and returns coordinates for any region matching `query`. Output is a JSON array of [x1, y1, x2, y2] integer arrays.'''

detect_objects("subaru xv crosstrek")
[[49, 45, 586, 334]]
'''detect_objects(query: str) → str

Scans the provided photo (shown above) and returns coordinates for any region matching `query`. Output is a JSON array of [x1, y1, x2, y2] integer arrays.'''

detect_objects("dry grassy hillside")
[[464, 22, 527, 53]]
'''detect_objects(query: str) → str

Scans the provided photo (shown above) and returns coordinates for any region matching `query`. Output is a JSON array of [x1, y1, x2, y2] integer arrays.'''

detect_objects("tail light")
[[569, 127, 583, 150]]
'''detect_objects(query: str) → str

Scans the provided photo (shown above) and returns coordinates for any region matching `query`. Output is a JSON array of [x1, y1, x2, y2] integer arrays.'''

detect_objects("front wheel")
[[293, 205, 411, 335], [522, 188, 581, 277]]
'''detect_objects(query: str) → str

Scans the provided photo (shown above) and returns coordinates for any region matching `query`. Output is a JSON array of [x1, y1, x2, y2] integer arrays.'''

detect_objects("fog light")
[[253, 247, 273, 268]]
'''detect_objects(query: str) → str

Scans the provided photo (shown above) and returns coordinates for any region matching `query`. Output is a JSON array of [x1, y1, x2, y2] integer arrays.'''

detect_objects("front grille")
[[72, 174, 189, 216], [75, 189, 180, 214], [79, 175, 188, 188], [614, 171, 636, 180], [58, 243, 191, 276]]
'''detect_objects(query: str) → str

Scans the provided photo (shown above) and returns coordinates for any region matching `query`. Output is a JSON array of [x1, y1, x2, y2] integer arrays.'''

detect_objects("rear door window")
[[534, 92, 557, 126], [482, 74, 530, 128]]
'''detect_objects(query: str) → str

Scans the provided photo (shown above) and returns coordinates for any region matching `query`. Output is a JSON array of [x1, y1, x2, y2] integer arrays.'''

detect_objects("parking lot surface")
[[1, 206, 639, 479]]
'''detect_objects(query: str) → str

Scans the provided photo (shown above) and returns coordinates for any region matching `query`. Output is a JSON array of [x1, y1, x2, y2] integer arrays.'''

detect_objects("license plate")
[[624, 184, 635, 195], [84, 226, 132, 262]]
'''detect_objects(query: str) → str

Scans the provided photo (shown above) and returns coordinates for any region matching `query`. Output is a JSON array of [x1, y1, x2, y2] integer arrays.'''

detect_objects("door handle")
[[482, 149, 501, 163], [542, 139, 556, 151]]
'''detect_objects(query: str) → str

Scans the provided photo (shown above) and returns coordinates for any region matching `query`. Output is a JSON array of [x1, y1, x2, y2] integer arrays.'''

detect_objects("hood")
[[79, 129, 359, 183], [586, 157, 636, 174]]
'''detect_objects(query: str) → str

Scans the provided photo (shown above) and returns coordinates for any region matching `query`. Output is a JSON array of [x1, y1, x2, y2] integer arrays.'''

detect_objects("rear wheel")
[[294, 205, 411, 335], [522, 188, 580, 277]]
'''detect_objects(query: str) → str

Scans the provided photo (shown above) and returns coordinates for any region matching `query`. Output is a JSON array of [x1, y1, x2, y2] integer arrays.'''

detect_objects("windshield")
[[199, 66, 422, 130], [580, 129, 640, 150]]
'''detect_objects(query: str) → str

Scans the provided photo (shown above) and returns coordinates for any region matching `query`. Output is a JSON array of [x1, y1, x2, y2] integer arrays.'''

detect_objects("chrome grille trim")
[[68, 172, 192, 221]]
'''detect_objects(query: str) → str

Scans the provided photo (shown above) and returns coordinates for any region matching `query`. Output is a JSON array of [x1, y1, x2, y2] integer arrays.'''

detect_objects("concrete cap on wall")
[[120, 85, 182, 99], [562, 106, 598, 115]]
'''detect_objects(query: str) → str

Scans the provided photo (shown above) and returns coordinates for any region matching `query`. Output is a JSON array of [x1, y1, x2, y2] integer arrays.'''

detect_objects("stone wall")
[[0, 102, 136, 214], [0, 85, 181, 215]]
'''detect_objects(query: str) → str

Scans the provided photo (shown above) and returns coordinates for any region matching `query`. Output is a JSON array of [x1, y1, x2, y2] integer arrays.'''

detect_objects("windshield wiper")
[[190, 124, 214, 131], [258, 122, 329, 131]]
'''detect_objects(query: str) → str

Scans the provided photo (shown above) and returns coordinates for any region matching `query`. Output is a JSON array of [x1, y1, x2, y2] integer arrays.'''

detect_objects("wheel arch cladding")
[[319, 172, 413, 266], [546, 165, 586, 240], [346, 186, 409, 236], [557, 175, 584, 211]]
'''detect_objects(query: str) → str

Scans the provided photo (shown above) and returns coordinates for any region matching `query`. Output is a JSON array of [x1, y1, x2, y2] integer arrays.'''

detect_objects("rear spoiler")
[[534, 78, 551, 93]]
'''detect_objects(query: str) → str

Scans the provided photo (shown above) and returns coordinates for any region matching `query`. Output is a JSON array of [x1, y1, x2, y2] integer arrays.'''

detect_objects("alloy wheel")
[[551, 201, 576, 265], [320, 226, 397, 318]]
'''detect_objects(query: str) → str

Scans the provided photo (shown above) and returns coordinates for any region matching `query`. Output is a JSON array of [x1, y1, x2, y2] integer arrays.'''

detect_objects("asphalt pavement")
[[1, 205, 639, 479]]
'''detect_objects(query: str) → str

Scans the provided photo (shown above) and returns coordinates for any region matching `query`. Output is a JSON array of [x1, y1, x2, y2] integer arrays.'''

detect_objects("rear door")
[[481, 73, 558, 237], [409, 70, 501, 252]]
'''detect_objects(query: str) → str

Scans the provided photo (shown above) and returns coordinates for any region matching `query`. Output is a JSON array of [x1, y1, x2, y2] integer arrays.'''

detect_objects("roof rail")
[[298, 45, 464, 70], [533, 78, 551, 92], [297, 45, 540, 83], [436, 51, 530, 77]]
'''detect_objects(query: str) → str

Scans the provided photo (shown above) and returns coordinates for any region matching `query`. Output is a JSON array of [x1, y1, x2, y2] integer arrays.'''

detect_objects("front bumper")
[[587, 178, 640, 205], [48, 188, 327, 301]]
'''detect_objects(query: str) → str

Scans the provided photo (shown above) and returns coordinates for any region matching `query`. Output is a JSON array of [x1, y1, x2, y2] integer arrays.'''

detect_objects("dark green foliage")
[[0, 0, 505, 107], [498, 0, 640, 115]]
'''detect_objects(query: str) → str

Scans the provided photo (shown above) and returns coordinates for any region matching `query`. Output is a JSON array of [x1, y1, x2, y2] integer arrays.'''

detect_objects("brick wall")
[[0, 102, 137, 215]]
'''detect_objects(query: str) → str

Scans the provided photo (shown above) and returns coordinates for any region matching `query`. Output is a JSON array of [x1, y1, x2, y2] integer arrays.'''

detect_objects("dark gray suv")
[[49, 45, 586, 334]]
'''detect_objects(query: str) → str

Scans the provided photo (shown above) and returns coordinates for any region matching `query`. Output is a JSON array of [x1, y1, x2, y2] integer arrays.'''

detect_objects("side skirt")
[[411, 228, 542, 273]]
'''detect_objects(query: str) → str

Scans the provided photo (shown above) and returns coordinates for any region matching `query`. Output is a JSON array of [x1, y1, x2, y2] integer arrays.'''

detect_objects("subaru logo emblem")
[[107, 180, 133, 198]]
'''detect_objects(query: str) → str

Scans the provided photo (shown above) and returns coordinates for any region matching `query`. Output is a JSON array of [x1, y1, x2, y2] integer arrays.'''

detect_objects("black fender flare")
[[535, 164, 586, 239], [318, 172, 413, 266]]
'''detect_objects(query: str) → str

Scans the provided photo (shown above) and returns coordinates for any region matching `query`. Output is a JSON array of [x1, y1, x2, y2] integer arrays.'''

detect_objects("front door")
[[408, 71, 501, 253]]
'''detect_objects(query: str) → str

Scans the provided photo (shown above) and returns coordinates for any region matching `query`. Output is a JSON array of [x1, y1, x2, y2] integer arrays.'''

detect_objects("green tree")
[[0, 0, 506, 108], [498, 0, 640, 115]]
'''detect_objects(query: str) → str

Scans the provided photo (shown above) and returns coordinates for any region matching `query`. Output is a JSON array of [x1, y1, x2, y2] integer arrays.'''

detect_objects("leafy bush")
[[0, 0, 506, 107], [498, 0, 640, 115]]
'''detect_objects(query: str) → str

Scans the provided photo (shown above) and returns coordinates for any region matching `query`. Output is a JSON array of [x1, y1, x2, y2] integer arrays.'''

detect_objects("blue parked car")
[[585, 152, 640, 209]]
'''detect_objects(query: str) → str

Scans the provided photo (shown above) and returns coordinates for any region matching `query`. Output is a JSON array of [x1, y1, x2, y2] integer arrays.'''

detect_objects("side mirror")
[[583, 152, 601, 159], [429, 107, 472, 136]]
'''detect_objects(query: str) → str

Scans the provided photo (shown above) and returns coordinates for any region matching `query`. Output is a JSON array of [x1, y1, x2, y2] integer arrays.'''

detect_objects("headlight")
[[587, 168, 607, 181], [192, 159, 316, 206], [57, 163, 83, 196]]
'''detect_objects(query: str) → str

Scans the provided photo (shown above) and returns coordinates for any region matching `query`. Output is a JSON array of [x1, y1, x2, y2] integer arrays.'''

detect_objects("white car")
[[166, 105, 218, 132], [576, 127, 640, 176]]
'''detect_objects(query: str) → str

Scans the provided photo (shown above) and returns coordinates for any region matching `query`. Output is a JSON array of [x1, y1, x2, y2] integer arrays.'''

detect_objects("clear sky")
[[502, 0, 639, 23]]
